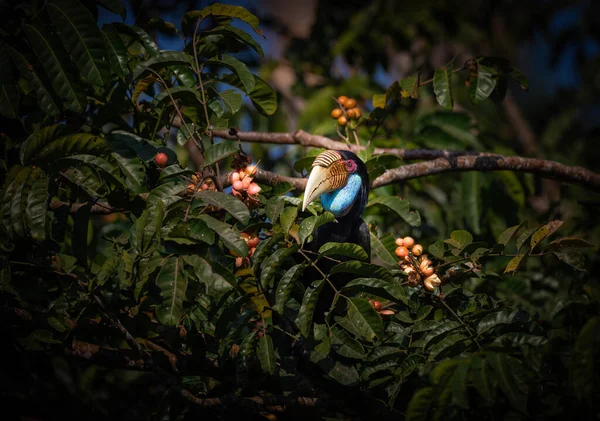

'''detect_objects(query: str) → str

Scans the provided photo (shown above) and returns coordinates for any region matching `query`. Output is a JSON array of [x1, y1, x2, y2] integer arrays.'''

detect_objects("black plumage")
[[304, 150, 371, 321]]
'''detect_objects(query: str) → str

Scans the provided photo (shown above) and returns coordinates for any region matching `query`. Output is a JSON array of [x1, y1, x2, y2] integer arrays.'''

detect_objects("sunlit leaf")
[[194, 190, 250, 225], [273, 263, 306, 314], [298, 212, 335, 245], [319, 242, 368, 261], [433, 66, 453, 110], [203, 141, 239, 168]]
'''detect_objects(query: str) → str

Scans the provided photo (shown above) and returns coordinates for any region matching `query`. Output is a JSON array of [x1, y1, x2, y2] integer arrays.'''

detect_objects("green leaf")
[[34, 134, 106, 165], [318, 242, 368, 261], [207, 26, 264, 57], [260, 245, 298, 289], [165, 218, 215, 245], [428, 334, 468, 360], [257, 334, 276, 375], [155, 257, 187, 326], [206, 55, 255, 93], [332, 326, 366, 359], [444, 230, 473, 249], [146, 182, 185, 210], [280, 206, 298, 236], [24, 24, 87, 112], [296, 279, 325, 337], [132, 51, 194, 80], [468, 64, 497, 104], [406, 387, 434, 421], [476, 309, 519, 335], [462, 172, 481, 234], [428, 240, 446, 259], [509, 66, 529, 90], [251, 233, 283, 271], [101, 25, 129, 77], [47, 0, 110, 88], [433, 66, 453, 110], [400, 75, 419, 98], [516, 226, 537, 251], [6, 46, 61, 116], [197, 214, 248, 257], [492, 332, 548, 347], [554, 251, 586, 271], [343, 297, 384, 342], [367, 196, 421, 227], [112, 23, 160, 55], [530, 220, 563, 251], [273, 263, 307, 313], [422, 321, 462, 349], [202, 141, 239, 168], [497, 171, 525, 208], [110, 150, 145, 192], [369, 232, 397, 267], [487, 352, 524, 410], [220, 74, 277, 116], [330, 261, 391, 280], [470, 355, 495, 401], [343, 278, 407, 304], [298, 212, 335, 245], [182, 4, 261, 36], [26, 176, 49, 241], [3, 167, 34, 238], [194, 190, 250, 225], [0, 84, 19, 119], [265, 196, 285, 224], [497, 222, 525, 245], [548, 237, 594, 250]]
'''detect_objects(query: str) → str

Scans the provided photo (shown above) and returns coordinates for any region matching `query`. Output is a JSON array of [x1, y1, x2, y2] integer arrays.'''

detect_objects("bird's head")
[[302, 150, 369, 219]]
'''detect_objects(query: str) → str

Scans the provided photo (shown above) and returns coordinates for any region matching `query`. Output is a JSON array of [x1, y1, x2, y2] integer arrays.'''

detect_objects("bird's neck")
[[321, 174, 363, 218]]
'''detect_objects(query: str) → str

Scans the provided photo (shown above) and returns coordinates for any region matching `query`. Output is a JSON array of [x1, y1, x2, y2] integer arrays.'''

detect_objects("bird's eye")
[[345, 160, 357, 173]]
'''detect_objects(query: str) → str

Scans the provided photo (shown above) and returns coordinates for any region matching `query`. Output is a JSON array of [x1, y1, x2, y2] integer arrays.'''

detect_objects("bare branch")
[[210, 129, 499, 161], [239, 156, 600, 192]]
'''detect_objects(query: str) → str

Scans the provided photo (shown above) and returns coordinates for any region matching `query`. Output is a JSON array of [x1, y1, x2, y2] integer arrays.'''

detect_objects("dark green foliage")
[[0, 1, 598, 420]]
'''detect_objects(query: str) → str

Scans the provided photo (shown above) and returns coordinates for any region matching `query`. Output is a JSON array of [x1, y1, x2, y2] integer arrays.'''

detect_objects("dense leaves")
[[0, 1, 598, 420]]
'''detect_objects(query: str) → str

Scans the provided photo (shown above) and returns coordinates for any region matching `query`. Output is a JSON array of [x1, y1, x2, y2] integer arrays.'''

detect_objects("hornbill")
[[302, 150, 371, 258], [301, 150, 371, 320]]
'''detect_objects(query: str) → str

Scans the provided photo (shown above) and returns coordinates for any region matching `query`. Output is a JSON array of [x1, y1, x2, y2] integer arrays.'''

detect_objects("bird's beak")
[[302, 151, 348, 211]]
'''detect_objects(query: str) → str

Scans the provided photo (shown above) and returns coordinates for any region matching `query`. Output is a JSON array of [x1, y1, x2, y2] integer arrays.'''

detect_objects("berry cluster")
[[331, 95, 361, 127], [229, 153, 262, 209], [233, 232, 260, 268], [395, 236, 441, 291], [229, 166, 261, 196], [369, 299, 395, 316], [186, 173, 217, 194]]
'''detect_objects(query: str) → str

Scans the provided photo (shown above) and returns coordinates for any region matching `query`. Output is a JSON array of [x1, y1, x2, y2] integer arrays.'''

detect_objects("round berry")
[[186, 183, 196, 193], [232, 180, 244, 191], [422, 266, 435, 276], [337, 116, 348, 126], [346, 108, 357, 119], [230, 171, 240, 183], [395, 246, 409, 258], [412, 244, 423, 256], [403, 236, 415, 248], [354, 108, 362, 119], [247, 182, 261, 195], [372, 301, 382, 311], [337, 95, 348, 106], [345, 98, 357, 109], [154, 152, 168, 168], [331, 108, 343, 119], [395, 237, 404, 247]]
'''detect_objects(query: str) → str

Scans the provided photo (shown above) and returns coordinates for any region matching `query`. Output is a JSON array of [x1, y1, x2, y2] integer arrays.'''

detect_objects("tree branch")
[[210, 129, 490, 161], [249, 155, 600, 192]]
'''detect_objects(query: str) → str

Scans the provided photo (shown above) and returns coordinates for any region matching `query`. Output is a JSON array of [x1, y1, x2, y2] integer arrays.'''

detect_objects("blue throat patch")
[[321, 173, 362, 217]]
